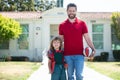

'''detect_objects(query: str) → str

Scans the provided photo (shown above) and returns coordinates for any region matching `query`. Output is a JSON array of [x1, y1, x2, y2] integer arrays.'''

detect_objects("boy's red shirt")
[[47, 50, 67, 73]]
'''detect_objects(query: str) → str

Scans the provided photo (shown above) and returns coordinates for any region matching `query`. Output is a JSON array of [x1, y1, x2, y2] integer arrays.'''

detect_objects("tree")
[[0, 0, 56, 11], [34, 0, 56, 11], [0, 0, 10, 11], [0, 15, 22, 43], [12, 0, 35, 11], [111, 12, 120, 41], [27, 0, 35, 11], [0, 0, 35, 11]]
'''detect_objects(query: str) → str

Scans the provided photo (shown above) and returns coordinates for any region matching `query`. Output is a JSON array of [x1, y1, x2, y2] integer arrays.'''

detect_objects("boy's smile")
[[52, 40, 61, 50]]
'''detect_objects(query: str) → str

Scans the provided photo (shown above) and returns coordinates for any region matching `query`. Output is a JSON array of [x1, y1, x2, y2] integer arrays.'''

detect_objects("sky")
[[63, 0, 120, 12]]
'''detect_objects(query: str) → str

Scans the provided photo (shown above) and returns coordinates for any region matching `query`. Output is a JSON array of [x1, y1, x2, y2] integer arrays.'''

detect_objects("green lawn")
[[86, 62, 120, 80], [0, 62, 40, 80]]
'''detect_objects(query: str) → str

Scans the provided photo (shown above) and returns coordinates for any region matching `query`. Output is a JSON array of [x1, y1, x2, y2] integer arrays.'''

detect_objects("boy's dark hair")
[[49, 36, 63, 52], [67, 3, 77, 10]]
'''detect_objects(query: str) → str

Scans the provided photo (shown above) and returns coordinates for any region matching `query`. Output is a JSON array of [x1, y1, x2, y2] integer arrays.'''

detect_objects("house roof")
[[0, 11, 42, 19], [0, 11, 112, 19], [79, 12, 112, 19]]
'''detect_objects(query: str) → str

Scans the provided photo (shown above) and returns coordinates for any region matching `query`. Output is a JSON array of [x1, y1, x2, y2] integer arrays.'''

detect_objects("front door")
[[33, 26, 42, 61]]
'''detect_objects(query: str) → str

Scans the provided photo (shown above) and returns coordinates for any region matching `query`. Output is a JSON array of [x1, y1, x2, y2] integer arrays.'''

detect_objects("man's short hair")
[[67, 3, 77, 10]]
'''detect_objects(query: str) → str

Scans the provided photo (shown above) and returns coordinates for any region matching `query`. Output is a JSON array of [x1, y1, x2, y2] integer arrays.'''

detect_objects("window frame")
[[92, 24, 104, 49], [17, 24, 29, 50], [0, 40, 9, 49]]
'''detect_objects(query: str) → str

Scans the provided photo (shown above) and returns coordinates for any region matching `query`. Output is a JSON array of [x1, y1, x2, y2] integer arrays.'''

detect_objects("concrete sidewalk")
[[27, 57, 113, 80]]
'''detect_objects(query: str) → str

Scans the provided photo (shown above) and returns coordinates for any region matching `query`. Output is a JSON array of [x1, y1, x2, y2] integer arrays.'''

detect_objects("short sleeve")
[[47, 50, 54, 60], [59, 24, 64, 35], [82, 22, 88, 34]]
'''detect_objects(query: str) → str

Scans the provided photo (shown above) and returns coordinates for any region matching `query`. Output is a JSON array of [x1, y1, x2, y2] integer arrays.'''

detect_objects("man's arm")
[[59, 35, 64, 41], [83, 33, 96, 57]]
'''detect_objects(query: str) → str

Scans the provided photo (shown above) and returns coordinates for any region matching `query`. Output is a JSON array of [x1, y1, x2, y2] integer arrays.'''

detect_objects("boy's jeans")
[[64, 55, 84, 80], [51, 65, 66, 80]]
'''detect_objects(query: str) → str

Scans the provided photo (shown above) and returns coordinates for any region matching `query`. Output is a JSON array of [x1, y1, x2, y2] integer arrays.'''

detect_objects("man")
[[59, 3, 96, 80]]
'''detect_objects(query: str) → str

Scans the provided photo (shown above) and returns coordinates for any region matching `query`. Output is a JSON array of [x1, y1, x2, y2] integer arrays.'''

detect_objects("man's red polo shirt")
[[59, 18, 88, 56]]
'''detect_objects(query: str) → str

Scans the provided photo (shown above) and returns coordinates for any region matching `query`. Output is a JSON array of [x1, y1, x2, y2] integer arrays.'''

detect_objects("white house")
[[0, 8, 117, 61]]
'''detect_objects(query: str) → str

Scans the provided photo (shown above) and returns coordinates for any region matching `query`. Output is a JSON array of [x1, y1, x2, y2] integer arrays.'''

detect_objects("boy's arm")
[[64, 61, 68, 69], [63, 57, 68, 69], [48, 59, 52, 74]]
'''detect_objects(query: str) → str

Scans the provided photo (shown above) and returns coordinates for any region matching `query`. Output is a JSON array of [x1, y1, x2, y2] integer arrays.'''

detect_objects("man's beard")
[[68, 14, 76, 19]]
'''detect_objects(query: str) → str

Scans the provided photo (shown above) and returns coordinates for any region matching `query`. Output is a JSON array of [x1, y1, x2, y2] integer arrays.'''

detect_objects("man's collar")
[[67, 17, 79, 24]]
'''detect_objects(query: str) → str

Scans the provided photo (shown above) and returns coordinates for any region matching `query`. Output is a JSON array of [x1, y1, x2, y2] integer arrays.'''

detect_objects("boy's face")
[[52, 40, 61, 50], [67, 7, 77, 19]]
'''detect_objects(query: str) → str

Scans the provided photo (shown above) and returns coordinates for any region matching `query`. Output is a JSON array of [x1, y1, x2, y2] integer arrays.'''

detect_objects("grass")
[[85, 62, 120, 80], [0, 62, 41, 80]]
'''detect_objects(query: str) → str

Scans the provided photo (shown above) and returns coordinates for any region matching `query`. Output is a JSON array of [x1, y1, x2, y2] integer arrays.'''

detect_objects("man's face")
[[67, 7, 77, 19]]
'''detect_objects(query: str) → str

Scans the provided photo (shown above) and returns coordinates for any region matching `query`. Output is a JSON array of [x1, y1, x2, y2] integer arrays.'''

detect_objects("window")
[[111, 28, 120, 50], [57, 0, 63, 7], [18, 24, 29, 49], [0, 40, 9, 49], [92, 24, 103, 49]]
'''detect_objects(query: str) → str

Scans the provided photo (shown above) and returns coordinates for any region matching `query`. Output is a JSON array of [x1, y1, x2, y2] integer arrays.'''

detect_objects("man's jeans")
[[64, 55, 84, 80]]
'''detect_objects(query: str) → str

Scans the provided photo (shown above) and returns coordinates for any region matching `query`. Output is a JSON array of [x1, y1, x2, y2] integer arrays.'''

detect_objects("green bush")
[[100, 52, 109, 61], [113, 50, 120, 61], [93, 56, 101, 62], [93, 52, 109, 62], [0, 15, 22, 43]]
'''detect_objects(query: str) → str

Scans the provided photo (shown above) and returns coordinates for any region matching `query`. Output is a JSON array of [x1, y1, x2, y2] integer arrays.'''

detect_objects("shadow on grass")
[[116, 64, 120, 66]]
